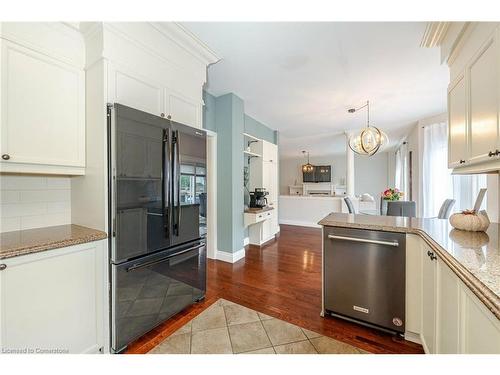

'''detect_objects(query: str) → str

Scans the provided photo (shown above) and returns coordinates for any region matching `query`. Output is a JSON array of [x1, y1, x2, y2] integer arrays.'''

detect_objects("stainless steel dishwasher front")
[[323, 226, 406, 334]]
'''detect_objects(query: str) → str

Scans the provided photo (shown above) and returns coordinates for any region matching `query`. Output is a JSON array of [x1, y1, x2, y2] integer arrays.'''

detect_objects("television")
[[303, 165, 331, 183]]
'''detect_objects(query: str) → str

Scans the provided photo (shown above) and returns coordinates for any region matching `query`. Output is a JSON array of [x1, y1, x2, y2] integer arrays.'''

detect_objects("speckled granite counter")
[[318, 213, 500, 320], [0, 224, 107, 260]]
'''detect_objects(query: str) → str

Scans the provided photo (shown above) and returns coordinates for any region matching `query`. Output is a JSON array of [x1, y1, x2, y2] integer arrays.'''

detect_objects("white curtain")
[[422, 121, 487, 217], [394, 142, 409, 198]]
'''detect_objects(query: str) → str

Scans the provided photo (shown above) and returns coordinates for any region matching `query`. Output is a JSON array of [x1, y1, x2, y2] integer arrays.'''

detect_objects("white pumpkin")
[[449, 210, 490, 232]]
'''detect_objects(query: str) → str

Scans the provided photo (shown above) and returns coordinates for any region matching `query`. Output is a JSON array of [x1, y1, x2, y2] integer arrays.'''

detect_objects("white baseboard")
[[243, 237, 249, 246], [216, 248, 245, 263], [278, 219, 321, 228], [404, 331, 422, 346]]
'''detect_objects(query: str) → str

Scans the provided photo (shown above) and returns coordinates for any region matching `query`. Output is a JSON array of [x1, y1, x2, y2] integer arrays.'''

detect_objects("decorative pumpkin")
[[449, 210, 490, 232]]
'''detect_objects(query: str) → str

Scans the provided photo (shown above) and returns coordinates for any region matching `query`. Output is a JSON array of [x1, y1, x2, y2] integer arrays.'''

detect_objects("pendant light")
[[302, 151, 314, 173], [347, 100, 387, 156]]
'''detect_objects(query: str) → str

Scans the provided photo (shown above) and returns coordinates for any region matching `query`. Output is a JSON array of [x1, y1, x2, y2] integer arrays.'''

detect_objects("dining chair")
[[380, 197, 388, 215], [437, 199, 456, 219], [386, 201, 416, 218], [344, 197, 356, 214]]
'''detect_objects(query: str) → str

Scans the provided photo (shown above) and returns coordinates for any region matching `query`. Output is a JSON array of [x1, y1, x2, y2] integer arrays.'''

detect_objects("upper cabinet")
[[468, 34, 499, 164], [443, 23, 500, 173], [448, 73, 468, 168], [0, 24, 86, 175]]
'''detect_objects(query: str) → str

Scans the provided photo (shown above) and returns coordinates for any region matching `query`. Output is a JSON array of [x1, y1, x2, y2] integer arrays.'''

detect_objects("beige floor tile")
[[257, 312, 274, 321], [191, 303, 227, 332], [301, 328, 322, 339], [217, 298, 236, 307], [191, 327, 233, 354], [309, 336, 362, 354], [171, 321, 192, 337], [224, 303, 260, 326], [274, 340, 318, 354], [262, 318, 307, 346], [240, 347, 276, 354], [228, 321, 272, 353], [148, 333, 191, 354]]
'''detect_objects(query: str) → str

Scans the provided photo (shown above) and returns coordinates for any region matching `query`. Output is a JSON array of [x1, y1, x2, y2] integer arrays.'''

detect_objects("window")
[[422, 121, 486, 217]]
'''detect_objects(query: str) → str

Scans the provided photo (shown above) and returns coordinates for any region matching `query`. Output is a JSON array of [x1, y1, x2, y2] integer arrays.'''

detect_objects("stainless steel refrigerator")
[[107, 103, 207, 353]]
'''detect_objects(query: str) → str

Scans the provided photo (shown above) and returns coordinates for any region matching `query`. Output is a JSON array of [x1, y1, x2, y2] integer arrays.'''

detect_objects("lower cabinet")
[[407, 235, 500, 354], [0, 240, 108, 354]]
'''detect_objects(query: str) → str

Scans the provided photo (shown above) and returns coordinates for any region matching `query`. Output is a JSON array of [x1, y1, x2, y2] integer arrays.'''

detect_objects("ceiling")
[[182, 22, 449, 158]]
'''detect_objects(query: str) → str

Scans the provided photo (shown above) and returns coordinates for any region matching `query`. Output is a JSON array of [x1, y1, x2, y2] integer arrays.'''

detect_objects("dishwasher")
[[322, 226, 406, 334]]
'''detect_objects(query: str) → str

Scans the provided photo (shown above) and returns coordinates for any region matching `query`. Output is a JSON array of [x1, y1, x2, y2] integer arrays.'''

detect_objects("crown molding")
[[421, 22, 451, 48], [150, 22, 220, 66]]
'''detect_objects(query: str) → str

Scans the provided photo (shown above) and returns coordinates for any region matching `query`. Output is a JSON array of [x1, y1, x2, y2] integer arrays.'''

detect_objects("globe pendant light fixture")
[[347, 100, 387, 156], [302, 151, 314, 173]]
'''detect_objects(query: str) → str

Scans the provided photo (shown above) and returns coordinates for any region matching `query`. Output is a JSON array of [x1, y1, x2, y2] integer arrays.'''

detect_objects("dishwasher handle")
[[328, 234, 399, 247]]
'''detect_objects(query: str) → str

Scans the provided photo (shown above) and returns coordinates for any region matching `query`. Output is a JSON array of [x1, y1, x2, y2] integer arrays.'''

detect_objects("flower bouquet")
[[382, 188, 403, 201]]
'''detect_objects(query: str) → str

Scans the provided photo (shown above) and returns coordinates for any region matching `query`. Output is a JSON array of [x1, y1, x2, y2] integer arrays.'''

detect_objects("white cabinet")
[[436, 257, 460, 353], [445, 24, 500, 173], [262, 140, 278, 162], [421, 243, 437, 354], [448, 73, 468, 168], [0, 240, 108, 353], [406, 234, 500, 354], [166, 90, 201, 128], [0, 38, 85, 175], [468, 33, 499, 164]]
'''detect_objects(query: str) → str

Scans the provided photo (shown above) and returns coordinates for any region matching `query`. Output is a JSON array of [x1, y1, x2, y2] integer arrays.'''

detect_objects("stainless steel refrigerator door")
[[323, 227, 406, 333], [110, 104, 171, 263], [170, 122, 207, 246], [111, 241, 206, 353]]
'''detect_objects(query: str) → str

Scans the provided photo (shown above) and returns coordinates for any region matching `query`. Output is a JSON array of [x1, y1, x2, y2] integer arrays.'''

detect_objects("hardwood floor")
[[126, 224, 424, 354]]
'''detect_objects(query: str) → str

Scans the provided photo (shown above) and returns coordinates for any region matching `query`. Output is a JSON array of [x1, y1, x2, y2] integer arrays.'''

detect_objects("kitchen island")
[[319, 213, 500, 354]]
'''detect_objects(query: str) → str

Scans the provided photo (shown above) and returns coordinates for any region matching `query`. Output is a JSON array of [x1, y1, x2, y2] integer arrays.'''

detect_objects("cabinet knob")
[[167, 114, 172, 120], [2, 154, 10, 160], [0, 264, 6, 271], [160, 113, 165, 118], [427, 250, 432, 257], [459, 159, 465, 164], [430, 254, 437, 261], [488, 151, 496, 157]]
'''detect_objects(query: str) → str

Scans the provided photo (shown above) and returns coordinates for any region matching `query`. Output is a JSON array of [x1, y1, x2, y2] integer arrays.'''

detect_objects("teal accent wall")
[[203, 91, 278, 254], [203, 91, 217, 132], [244, 115, 277, 145], [213, 93, 245, 254]]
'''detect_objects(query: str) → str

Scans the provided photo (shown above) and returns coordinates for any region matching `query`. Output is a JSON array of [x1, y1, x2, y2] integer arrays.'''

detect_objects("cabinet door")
[[166, 90, 201, 128], [448, 73, 468, 168], [0, 242, 106, 353], [468, 34, 499, 164], [436, 258, 460, 353], [109, 63, 164, 117], [263, 160, 278, 205], [421, 246, 437, 353], [461, 284, 500, 354], [262, 141, 278, 162], [0, 41, 85, 170]]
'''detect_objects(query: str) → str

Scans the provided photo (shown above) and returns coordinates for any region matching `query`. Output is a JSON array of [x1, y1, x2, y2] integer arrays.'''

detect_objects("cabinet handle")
[[427, 250, 432, 257], [459, 159, 465, 164], [430, 254, 437, 261], [496, 150, 500, 156], [2, 154, 10, 160], [0, 264, 6, 271], [488, 151, 496, 157]]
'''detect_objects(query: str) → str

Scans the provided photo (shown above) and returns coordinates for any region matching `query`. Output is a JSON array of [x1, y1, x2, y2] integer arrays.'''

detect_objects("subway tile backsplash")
[[0, 175, 71, 232]]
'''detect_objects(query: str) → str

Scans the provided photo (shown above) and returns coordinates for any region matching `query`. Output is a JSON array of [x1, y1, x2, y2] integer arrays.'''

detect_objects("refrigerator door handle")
[[126, 243, 204, 272], [173, 130, 181, 236], [162, 128, 171, 239]]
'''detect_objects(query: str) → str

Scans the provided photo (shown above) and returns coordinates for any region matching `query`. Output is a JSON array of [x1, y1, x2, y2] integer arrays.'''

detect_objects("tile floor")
[[149, 299, 368, 354]]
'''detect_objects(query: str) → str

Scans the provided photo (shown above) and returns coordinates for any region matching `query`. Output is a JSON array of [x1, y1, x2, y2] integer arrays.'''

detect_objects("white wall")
[[1, 175, 72, 232], [279, 151, 390, 206]]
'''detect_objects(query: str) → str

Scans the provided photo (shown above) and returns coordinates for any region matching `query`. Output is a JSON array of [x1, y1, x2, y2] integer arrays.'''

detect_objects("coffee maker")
[[249, 188, 269, 208]]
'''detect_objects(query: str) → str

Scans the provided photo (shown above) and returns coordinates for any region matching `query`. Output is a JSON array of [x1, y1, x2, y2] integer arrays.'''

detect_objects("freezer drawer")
[[323, 227, 406, 333], [111, 241, 206, 353]]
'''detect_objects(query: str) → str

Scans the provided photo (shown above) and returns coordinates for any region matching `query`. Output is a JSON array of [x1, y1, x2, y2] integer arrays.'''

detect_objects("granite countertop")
[[244, 206, 274, 214], [0, 224, 108, 260], [318, 213, 500, 320]]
